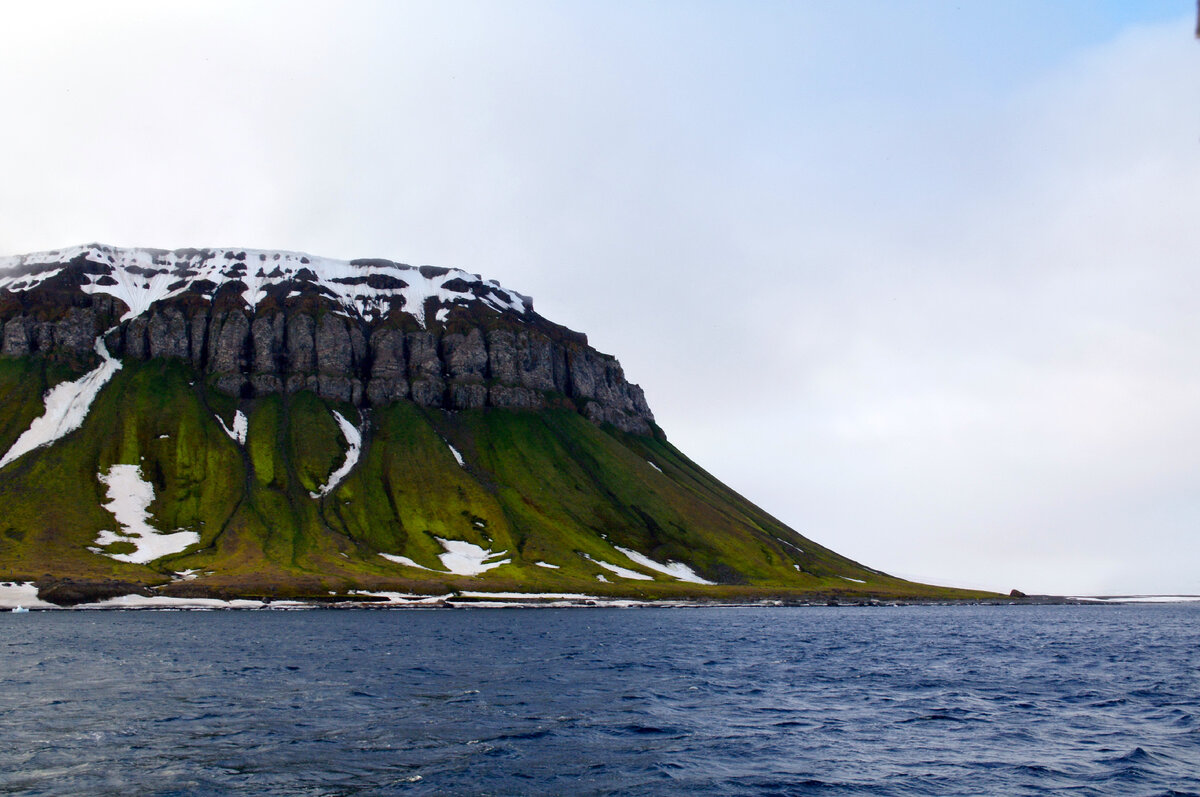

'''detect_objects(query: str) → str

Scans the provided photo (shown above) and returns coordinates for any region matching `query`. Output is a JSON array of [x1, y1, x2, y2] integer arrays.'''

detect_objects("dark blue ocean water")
[[0, 605, 1197, 796]]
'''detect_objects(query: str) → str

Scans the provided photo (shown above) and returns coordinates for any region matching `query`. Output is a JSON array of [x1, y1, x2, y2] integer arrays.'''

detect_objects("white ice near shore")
[[460, 592, 599, 600], [534, 561, 560, 569], [216, 410, 248, 445], [311, 411, 362, 498], [614, 546, 715, 585], [0, 244, 530, 328], [435, 538, 510, 576], [0, 582, 55, 609], [93, 464, 200, 564], [1072, 595, 1200, 603], [379, 553, 438, 571], [0, 337, 122, 469], [81, 595, 266, 610], [350, 590, 454, 605], [582, 553, 654, 581]]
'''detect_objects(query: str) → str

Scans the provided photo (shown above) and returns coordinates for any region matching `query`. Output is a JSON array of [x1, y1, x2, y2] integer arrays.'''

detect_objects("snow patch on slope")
[[310, 411, 362, 498], [0, 244, 532, 328], [93, 464, 200, 563], [216, 410, 248, 445], [614, 546, 715, 585], [379, 553, 438, 572], [0, 337, 122, 469], [582, 553, 654, 581], [435, 538, 510, 576], [534, 561, 560, 569], [446, 442, 465, 467]]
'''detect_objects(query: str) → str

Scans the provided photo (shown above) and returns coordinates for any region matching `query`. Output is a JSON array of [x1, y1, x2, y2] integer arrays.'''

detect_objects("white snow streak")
[[447, 442, 465, 467], [614, 546, 715, 585], [0, 245, 531, 328], [311, 411, 362, 498], [435, 538, 510, 576], [215, 410, 248, 445], [842, 577, 866, 584], [647, 461, 663, 473], [0, 337, 122, 469], [379, 553, 438, 571], [533, 561, 560, 569], [582, 553, 654, 581], [93, 464, 199, 563]]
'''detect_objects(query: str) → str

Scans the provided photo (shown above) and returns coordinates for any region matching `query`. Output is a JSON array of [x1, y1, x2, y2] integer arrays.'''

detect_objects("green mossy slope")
[[0, 358, 995, 601]]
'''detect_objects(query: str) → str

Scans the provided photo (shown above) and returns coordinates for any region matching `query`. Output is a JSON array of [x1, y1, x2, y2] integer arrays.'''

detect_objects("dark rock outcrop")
[[0, 262, 655, 434]]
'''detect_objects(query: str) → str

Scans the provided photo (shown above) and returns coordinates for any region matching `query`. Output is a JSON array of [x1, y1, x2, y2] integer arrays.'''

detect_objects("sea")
[[0, 604, 1197, 796]]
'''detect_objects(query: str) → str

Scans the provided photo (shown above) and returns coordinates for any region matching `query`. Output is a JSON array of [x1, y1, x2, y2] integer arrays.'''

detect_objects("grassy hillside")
[[0, 356, 995, 601]]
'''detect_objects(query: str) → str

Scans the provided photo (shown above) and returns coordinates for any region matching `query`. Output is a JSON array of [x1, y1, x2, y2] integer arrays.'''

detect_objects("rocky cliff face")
[[0, 245, 655, 434]]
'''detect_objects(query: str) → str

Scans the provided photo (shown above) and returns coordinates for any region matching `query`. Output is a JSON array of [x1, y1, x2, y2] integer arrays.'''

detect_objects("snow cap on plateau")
[[0, 244, 533, 328]]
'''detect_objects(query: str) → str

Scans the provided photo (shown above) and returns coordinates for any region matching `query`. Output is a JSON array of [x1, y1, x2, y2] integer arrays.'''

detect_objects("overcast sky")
[[1, 1, 1196, 595]]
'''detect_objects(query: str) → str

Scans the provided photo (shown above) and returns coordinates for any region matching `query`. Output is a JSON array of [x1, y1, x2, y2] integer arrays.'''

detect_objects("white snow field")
[[310, 411, 362, 498], [0, 337, 122, 469], [0, 582, 56, 609], [92, 464, 200, 564], [434, 538, 510, 576], [0, 244, 531, 327]]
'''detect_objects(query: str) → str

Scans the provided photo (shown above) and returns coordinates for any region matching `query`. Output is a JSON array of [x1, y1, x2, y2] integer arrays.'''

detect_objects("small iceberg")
[[12, 605, 29, 613]]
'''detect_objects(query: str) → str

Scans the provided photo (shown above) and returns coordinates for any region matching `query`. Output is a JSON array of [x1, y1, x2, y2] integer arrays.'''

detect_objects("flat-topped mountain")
[[0, 244, 990, 605]]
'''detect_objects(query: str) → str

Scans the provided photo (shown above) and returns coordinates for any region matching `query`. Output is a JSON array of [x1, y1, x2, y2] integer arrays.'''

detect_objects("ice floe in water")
[[216, 410, 248, 445], [0, 337, 122, 469], [93, 464, 200, 564], [582, 553, 654, 581], [311, 411, 362, 498], [435, 538, 510, 576], [614, 546, 715, 585]]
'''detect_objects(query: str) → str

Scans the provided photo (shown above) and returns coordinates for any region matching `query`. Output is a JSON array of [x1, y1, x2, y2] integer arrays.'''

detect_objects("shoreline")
[[2, 582, 1197, 611]]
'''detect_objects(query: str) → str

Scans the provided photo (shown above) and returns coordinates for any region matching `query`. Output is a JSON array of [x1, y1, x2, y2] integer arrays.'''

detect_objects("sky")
[[0, 1, 1196, 595]]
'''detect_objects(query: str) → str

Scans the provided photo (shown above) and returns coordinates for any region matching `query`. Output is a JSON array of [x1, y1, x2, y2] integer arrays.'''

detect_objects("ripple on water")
[[0, 605, 1198, 795]]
